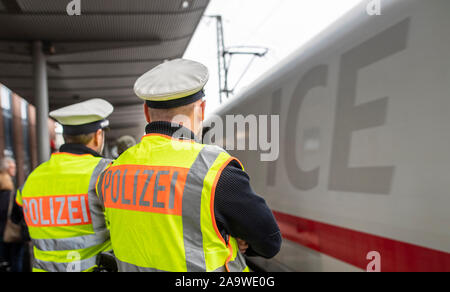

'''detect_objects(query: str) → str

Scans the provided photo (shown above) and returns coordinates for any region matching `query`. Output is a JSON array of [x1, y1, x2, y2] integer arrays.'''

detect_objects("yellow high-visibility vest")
[[16, 152, 112, 272], [96, 133, 249, 272]]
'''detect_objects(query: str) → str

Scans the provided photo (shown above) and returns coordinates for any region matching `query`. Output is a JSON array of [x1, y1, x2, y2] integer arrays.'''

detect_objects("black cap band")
[[146, 90, 205, 109], [63, 119, 109, 136]]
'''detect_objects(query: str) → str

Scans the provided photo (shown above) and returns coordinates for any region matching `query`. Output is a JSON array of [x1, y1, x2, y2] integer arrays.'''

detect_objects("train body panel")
[[206, 0, 450, 271]]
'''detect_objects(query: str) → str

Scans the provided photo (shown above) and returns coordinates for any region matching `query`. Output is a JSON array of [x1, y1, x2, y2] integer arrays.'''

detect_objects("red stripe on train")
[[272, 211, 450, 272]]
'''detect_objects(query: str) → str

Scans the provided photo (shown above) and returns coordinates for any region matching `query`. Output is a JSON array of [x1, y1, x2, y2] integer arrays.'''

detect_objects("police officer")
[[15, 98, 114, 272], [96, 59, 282, 272]]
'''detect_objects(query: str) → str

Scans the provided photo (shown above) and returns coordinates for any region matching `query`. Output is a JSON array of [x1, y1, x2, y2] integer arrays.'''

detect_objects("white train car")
[[205, 0, 450, 271]]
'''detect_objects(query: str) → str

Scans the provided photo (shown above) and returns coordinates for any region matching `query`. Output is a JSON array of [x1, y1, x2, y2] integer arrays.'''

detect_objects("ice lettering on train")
[[266, 89, 282, 187], [329, 19, 409, 194], [285, 65, 328, 191], [280, 19, 410, 195]]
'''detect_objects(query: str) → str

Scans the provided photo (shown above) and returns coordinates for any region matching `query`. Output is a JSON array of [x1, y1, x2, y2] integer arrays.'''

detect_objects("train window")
[[21, 99, 31, 176], [1, 86, 15, 158], [20, 98, 28, 119], [1, 86, 11, 110]]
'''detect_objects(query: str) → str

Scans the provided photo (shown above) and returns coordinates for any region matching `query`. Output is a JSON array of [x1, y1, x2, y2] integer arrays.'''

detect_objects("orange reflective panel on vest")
[[101, 165, 189, 216], [22, 194, 91, 228]]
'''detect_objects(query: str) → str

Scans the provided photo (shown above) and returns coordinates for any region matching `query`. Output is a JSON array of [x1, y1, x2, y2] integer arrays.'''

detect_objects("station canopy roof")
[[0, 0, 209, 141]]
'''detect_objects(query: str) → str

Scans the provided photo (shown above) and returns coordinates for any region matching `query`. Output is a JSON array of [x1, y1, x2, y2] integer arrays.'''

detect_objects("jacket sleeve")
[[214, 160, 282, 259]]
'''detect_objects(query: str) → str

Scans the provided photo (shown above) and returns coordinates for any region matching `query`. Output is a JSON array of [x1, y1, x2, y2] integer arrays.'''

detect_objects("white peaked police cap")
[[134, 59, 209, 109], [49, 98, 114, 135]]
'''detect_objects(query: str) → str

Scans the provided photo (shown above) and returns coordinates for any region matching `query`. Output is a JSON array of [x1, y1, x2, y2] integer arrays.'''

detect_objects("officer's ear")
[[200, 100, 206, 122], [144, 103, 151, 123], [85, 129, 104, 153], [94, 129, 103, 147]]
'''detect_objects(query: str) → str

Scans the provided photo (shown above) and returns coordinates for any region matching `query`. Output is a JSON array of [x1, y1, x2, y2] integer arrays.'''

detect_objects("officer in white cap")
[[135, 58, 209, 140], [97, 59, 281, 272], [50, 98, 113, 155], [15, 98, 115, 272]]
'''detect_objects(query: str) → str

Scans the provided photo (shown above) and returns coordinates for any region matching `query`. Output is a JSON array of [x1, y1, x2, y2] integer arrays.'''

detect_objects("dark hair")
[[63, 133, 95, 145]]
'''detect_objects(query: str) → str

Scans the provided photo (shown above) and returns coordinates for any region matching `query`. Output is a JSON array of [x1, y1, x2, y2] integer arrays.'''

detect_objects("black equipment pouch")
[[94, 252, 118, 272]]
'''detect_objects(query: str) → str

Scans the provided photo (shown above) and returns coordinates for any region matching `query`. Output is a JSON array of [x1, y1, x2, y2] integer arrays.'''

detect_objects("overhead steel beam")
[[12, 85, 134, 92], [0, 6, 208, 16], [0, 74, 141, 80]]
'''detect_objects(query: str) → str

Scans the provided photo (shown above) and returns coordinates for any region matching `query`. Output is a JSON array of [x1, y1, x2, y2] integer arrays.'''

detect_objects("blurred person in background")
[[0, 157, 15, 271], [116, 135, 137, 156], [0, 157, 26, 272]]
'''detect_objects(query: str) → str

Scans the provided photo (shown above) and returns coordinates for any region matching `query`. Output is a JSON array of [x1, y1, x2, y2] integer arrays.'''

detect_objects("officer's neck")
[[59, 143, 102, 157], [85, 142, 102, 155], [145, 121, 200, 142]]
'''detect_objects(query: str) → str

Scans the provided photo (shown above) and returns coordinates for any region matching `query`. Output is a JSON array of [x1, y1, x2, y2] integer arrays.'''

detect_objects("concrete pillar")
[[32, 40, 50, 163]]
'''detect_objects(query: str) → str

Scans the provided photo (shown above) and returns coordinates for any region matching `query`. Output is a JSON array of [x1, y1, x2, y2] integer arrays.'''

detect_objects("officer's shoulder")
[[200, 144, 244, 169], [201, 144, 230, 156], [28, 159, 52, 174], [21, 159, 52, 190], [96, 157, 113, 171]]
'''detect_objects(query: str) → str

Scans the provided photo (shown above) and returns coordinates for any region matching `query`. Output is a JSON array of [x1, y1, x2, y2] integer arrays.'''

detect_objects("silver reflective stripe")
[[213, 265, 227, 272], [117, 259, 166, 272], [32, 229, 110, 251], [182, 145, 224, 272], [117, 260, 230, 273], [33, 255, 97, 272], [227, 251, 247, 272], [108, 259, 231, 273], [88, 158, 112, 232]]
